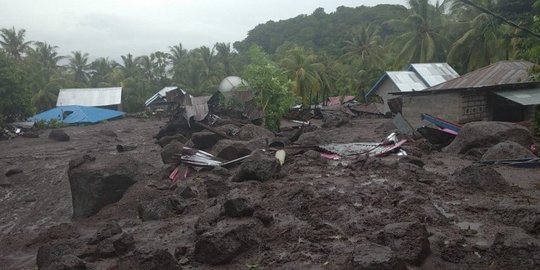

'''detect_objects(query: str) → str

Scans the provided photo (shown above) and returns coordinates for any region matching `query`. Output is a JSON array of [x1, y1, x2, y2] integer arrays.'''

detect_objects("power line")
[[459, 0, 540, 39]]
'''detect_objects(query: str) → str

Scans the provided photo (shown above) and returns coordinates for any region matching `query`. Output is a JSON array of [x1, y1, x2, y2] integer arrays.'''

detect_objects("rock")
[[43, 254, 87, 270], [194, 205, 222, 235], [456, 165, 509, 192], [303, 150, 321, 160], [204, 175, 229, 198], [223, 197, 254, 217], [481, 141, 536, 161], [68, 154, 140, 218], [399, 156, 425, 168], [112, 233, 135, 255], [237, 124, 274, 140], [177, 185, 198, 199], [22, 131, 39, 138], [36, 240, 84, 269], [94, 222, 122, 243], [191, 131, 221, 149], [48, 129, 70, 142], [445, 121, 533, 154], [116, 248, 180, 270], [157, 134, 187, 148], [29, 223, 80, 247], [174, 246, 188, 259], [232, 150, 280, 182], [490, 227, 540, 269], [253, 210, 274, 226], [493, 204, 540, 234], [137, 197, 185, 221], [5, 168, 22, 177], [379, 222, 430, 266], [212, 139, 252, 161], [194, 219, 261, 265], [296, 129, 333, 146], [351, 241, 406, 270], [95, 238, 117, 258], [160, 140, 183, 164], [99, 129, 117, 137]]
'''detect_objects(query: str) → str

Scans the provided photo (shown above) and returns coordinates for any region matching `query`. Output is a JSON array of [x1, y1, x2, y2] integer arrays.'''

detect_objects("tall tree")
[[68, 51, 91, 84], [119, 54, 138, 79], [0, 27, 31, 60], [215, 42, 236, 76], [279, 46, 324, 105], [169, 43, 188, 84], [342, 25, 383, 65]]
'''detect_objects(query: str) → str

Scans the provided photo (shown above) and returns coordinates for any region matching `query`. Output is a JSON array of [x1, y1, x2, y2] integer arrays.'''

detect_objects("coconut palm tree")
[[119, 54, 138, 79], [89, 57, 114, 87], [0, 27, 31, 60], [169, 43, 188, 84], [279, 46, 324, 105], [68, 51, 91, 84], [214, 42, 236, 76], [341, 25, 384, 65]]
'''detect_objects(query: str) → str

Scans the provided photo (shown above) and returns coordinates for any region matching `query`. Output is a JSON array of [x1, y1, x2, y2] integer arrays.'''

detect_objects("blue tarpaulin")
[[30, 106, 125, 124]]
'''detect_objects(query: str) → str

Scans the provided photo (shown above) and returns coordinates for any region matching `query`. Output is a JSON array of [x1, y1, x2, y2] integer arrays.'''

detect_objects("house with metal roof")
[[145, 86, 187, 112], [56, 87, 122, 111], [366, 63, 459, 114], [390, 60, 540, 128]]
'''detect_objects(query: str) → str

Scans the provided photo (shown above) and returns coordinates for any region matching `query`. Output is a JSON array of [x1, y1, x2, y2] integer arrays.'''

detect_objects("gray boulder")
[[456, 165, 509, 192], [191, 131, 221, 149], [157, 134, 187, 148], [68, 154, 140, 218], [237, 124, 273, 140], [351, 241, 406, 270], [490, 227, 540, 270], [223, 197, 254, 218], [116, 248, 181, 270], [137, 197, 185, 221], [160, 140, 183, 164], [445, 121, 533, 154], [379, 222, 430, 266], [48, 129, 70, 142], [481, 141, 536, 161], [232, 150, 280, 182]]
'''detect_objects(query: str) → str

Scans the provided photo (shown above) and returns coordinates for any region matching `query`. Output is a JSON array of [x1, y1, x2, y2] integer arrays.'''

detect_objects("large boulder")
[[194, 219, 261, 265], [156, 134, 187, 148], [191, 131, 221, 149], [445, 121, 533, 154], [48, 129, 70, 142], [378, 222, 430, 266], [481, 141, 536, 161], [212, 138, 267, 161], [490, 227, 540, 269], [36, 239, 87, 269], [116, 248, 181, 270], [455, 165, 509, 192], [68, 154, 141, 218], [232, 150, 280, 182], [160, 140, 183, 164], [237, 124, 273, 141], [223, 197, 254, 218], [351, 241, 406, 270], [137, 197, 185, 221]]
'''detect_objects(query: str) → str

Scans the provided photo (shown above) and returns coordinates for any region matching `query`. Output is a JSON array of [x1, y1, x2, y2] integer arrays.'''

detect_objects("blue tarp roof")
[[30, 106, 125, 124]]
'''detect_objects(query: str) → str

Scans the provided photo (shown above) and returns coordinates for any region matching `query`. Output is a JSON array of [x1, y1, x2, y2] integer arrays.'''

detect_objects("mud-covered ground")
[[1, 117, 540, 269]]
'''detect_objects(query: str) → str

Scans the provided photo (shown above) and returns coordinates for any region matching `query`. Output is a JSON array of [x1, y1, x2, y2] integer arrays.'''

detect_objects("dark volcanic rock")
[[116, 248, 180, 270], [223, 197, 254, 217], [237, 124, 274, 140], [176, 185, 198, 199], [253, 210, 274, 226], [157, 134, 187, 148], [36, 239, 85, 269], [191, 131, 221, 149], [92, 222, 122, 243], [160, 140, 183, 164], [379, 222, 430, 266], [204, 175, 229, 198], [490, 227, 540, 270], [194, 219, 261, 265], [5, 168, 23, 177], [99, 129, 117, 137], [399, 156, 425, 168], [43, 254, 87, 270], [112, 233, 135, 255], [232, 150, 280, 182], [351, 241, 406, 270], [445, 121, 533, 154], [212, 139, 252, 161], [48, 129, 70, 142], [456, 165, 509, 192], [481, 141, 536, 161], [137, 197, 185, 221], [493, 204, 540, 234], [68, 154, 140, 218]]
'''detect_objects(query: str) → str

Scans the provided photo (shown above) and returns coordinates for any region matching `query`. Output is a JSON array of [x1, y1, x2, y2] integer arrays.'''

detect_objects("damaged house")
[[391, 60, 540, 128], [145, 86, 187, 112], [365, 63, 459, 114]]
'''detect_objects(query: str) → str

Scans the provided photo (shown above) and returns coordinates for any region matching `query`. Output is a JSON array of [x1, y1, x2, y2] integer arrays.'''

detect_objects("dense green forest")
[[1, 0, 540, 126]]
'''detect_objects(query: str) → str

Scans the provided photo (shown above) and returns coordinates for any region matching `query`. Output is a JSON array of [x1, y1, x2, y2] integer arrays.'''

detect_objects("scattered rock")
[[237, 124, 274, 140], [116, 144, 137, 152], [481, 141, 536, 161], [303, 150, 321, 160], [157, 134, 187, 148], [399, 156, 425, 168], [493, 204, 540, 234], [48, 129, 70, 142], [5, 168, 23, 177], [36, 240, 85, 269], [95, 238, 117, 258], [137, 197, 185, 221], [29, 223, 80, 247], [490, 227, 540, 269], [95, 222, 122, 242], [455, 165, 509, 192], [253, 210, 274, 226], [194, 219, 261, 265], [204, 175, 229, 198], [112, 233, 135, 255], [212, 139, 252, 160], [174, 246, 188, 260], [445, 121, 533, 154], [99, 129, 117, 137], [21, 131, 39, 138], [296, 129, 333, 145], [177, 185, 198, 199], [195, 205, 222, 235], [232, 150, 280, 182], [160, 140, 183, 164], [379, 222, 430, 266], [223, 197, 254, 217], [43, 254, 87, 270], [191, 131, 221, 149], [68, 154, 140, 218], [351, 241, 406, 270], [116, 248, 180, 270]]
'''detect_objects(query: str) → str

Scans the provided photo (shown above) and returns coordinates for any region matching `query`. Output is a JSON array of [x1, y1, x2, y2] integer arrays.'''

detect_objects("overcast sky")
[[1, 0, 408, 60]]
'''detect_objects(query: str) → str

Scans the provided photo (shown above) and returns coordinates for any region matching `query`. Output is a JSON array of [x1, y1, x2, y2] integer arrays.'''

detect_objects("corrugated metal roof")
[[386, 71, 428, 92], [408, 63, 459, 86], [327, 96, 355, 106], [57, 87, 122, 107], [428, 60, 535, 90], [494, 88, 540, 106], [145, 86, 184, 107]]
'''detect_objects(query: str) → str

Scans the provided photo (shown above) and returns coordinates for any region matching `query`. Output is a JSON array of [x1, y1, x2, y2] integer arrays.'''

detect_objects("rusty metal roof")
[[427, 60, 535, 90]]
